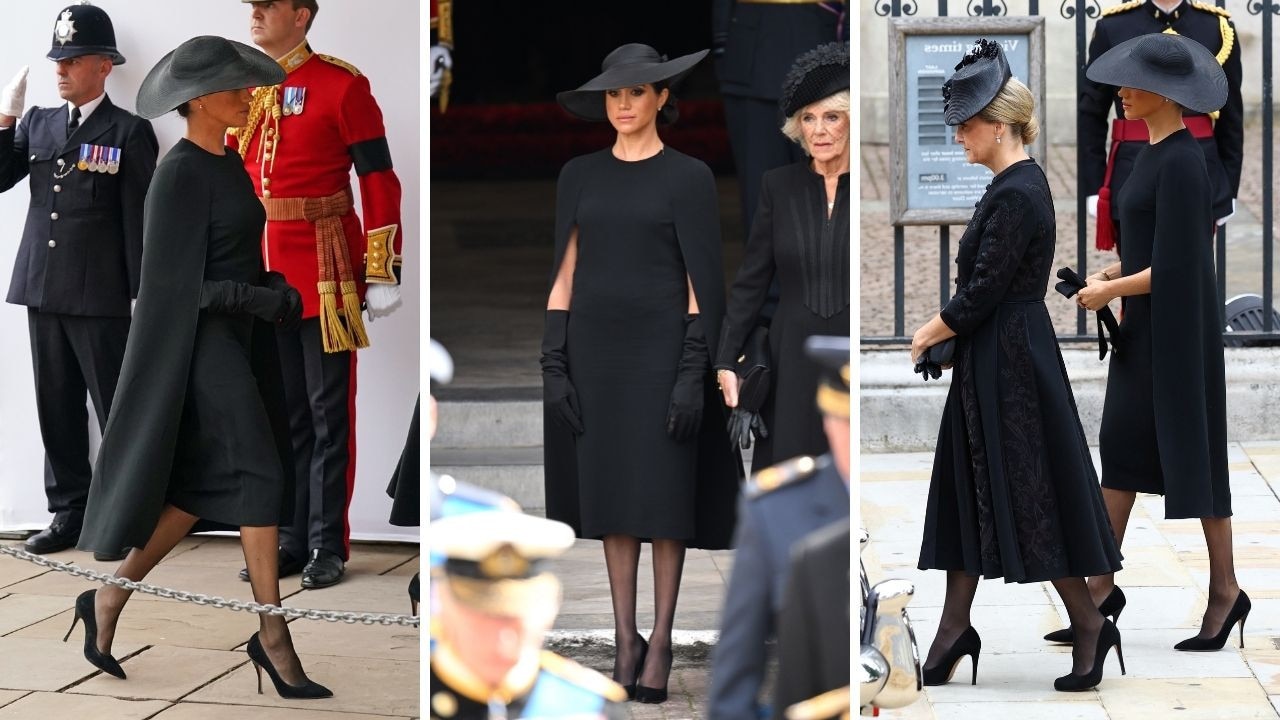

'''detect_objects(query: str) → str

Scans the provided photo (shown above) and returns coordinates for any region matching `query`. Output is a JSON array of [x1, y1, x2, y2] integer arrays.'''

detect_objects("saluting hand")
[[0, 66, 28, 125]]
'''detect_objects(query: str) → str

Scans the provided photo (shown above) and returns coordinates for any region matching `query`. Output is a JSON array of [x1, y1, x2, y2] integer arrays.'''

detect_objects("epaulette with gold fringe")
[[539, 651, 628, 703], [746, 455, 824, 499], [1191, 0, 1231, 18], [319, 53, 362, 77], [1101, 0, 1142, 16]]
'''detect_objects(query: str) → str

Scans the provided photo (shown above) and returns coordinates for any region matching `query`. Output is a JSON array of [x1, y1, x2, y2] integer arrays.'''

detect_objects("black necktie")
[[67, 106, 81, 133]]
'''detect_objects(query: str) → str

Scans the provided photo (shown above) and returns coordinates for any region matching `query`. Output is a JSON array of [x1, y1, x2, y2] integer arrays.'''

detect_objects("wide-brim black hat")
[[556, 43, 708, 122], [779, 41, 850, 121], [136, 36, 285, 119], [47, 4, 125, 65], [942, 39, 1012, 126], [1085, 32, 1227, 115]]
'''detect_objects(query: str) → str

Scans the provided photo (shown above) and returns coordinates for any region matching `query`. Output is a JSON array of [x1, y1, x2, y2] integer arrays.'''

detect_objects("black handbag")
[[734, 325, 771, 412]]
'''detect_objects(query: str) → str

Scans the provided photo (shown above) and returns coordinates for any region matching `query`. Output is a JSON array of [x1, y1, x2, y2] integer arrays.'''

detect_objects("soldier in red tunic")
[[232, 0, 404, 589]]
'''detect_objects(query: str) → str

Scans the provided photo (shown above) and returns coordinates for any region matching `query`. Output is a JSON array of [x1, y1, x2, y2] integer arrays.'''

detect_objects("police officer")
[[430, 511, 627, 719], [1081, 0, 1242, 251], [706, 335, 851, 720], [712, 0, 846, 240], [232, 0, 406, 589], [0, 3, 157, 557]]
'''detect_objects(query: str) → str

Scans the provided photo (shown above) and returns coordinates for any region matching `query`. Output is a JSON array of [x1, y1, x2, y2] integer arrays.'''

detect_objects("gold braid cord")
[[1101, 0, 1142, 17], [1216, 16, 1234, 65], [233, 86, 279, 160]]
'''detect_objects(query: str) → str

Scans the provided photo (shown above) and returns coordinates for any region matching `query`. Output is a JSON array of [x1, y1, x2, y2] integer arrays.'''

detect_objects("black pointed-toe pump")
[[64, 589, 126, 679], [1174, 590, 1251, 652], [1044, 586, 1126, 644], [922, 626, 981, 686], [246, 632, 333, 699]]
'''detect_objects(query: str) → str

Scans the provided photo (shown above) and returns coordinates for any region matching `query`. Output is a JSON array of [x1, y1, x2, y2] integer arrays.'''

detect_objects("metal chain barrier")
[[0, 543, 419, 628]]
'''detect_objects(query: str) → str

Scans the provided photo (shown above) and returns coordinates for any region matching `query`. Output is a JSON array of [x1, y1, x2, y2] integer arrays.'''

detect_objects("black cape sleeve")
[[1148, 143, 1231, 519]]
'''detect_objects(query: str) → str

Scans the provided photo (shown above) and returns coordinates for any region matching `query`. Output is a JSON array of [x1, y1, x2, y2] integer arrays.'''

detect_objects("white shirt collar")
[[69, 93, 107, 124]]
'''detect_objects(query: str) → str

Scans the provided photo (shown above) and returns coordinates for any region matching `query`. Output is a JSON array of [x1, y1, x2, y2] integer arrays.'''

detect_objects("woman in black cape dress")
[[715, 43, 850, 468], [911, 40, 1122, 691], [541, 44, 742, 700], [1073, 32, 1246, 651], [73, 37, 330, 697]]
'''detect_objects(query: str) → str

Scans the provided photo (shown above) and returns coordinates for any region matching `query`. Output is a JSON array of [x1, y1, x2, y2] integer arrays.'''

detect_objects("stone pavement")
[[544, 538, 736, 720], [861, 442, 1280, 720], [0, 537, 419, 719]]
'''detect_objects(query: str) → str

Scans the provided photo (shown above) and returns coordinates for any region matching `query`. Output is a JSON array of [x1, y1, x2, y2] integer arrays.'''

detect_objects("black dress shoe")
[[24, 520, 81, 554], [93, 548, 129, 562], [239, 549, 306, 582], [300, 549, 345, 589]]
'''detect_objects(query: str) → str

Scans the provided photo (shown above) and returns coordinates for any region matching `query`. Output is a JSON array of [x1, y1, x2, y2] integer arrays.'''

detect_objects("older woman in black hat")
[[713, 41, 850, 465], [1063, 32, 1246, 653], [910, 40, 1124, 692], [542, 44, 741, 703], [71, 36, 330, 698]]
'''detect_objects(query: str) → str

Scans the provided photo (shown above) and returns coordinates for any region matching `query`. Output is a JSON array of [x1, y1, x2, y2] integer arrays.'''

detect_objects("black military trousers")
[[723, 94, 806, 238], [27, 309, 129, 520], [276, 317, 353, 561]]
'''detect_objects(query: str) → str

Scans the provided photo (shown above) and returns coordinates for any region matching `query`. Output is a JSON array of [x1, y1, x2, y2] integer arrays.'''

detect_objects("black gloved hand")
[[261, 271, 303, 333], [667, 314, 708, 442], [540, 309, 584, 434], [200, 279, 302, 332], [726, 406, 769, 450]]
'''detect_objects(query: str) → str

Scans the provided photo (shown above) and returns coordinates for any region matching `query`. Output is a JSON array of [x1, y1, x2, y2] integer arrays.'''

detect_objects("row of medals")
[[77, 143, 120, 175]]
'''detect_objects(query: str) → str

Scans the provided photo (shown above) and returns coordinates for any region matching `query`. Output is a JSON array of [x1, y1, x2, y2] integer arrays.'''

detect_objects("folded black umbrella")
[[1055, 266, 1121, 361]]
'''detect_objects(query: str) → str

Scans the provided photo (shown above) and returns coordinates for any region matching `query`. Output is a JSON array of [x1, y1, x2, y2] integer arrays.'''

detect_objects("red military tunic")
[[229, 41, 402, 351]]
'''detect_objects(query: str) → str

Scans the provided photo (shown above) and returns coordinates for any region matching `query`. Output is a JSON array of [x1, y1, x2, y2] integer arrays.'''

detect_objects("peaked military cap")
[[48, 3, 126, 65], [805, 335, 850, 419], [433, 511, 575, 615]]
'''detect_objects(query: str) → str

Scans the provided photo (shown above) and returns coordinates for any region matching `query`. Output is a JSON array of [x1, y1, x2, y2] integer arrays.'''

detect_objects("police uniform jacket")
[[1081, 0, 1242, 221], [712, 0, 846, 101], [707, 455, 849, 719], [430, 648, 627, 719], [230, 42, 402, 319], [0, 95, 157, 315]]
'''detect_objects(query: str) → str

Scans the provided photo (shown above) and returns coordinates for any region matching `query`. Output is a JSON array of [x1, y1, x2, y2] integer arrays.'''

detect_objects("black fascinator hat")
[[942, 39, 1012, 126], [778, 41, 850, 122], [556, 43, 708, 123], [1085, 33, 1227, 114]]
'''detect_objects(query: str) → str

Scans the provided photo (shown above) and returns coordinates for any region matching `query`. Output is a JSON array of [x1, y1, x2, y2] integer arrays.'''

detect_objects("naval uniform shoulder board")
[[539, 651, 628, 702], [746, 455, 825, 500], [1190, 1, 1231, 18], [1101, 0, 1143, 16], [318, 53, 363, 77]]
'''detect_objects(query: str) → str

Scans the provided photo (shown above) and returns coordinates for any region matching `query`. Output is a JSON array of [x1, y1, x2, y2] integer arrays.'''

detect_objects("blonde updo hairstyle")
[[976, 77, 1039, 145], [781, 90, 851, 154]]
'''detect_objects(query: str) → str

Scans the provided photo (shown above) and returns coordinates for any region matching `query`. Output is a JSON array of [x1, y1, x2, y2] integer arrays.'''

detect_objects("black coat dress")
[[542, 147, 742, 549], [918, 159, 1122, 583], [1100, 129, 1230, 519], [78, 140, 292, 554], [715, 161, 850, 468]]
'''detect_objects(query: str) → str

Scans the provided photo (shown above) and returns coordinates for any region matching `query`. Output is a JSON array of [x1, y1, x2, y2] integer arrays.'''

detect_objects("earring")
[[995, 135, 1002, 144]]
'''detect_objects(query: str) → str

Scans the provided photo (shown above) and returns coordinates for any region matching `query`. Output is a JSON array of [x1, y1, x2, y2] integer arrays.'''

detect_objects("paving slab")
[[285, 618, 419, 662], [187, 653, 418, 716], [151, 703, 412, 720], [71, 645, 244, 702], [0, 593, 73, 635], [0, 692, 169, 719], [0, 692, 26, 710], [1098, 678, 1276, 719], [12, 601, 265, 651], [0, 636, 147, 692]]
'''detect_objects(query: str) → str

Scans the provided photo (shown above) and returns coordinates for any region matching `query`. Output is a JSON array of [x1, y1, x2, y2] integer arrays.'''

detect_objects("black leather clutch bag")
[[914, 338, 955, 381], [734, 325, 771, 412]]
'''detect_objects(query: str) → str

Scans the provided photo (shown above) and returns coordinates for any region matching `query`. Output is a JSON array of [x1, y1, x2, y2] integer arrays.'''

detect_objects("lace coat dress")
[[917, 159, 1123, 583]]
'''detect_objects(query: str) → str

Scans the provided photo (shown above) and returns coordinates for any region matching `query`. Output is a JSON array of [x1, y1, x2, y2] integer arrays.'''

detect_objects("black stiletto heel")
[[1174, 590, 1251, 651], [246, 631, 333, 699], [1044, 586, 1126, 644], [634, 643, 672, 703], [408, 573, 420, 616], [64, 589, 126, 679], [1054, 619, 1124, 692], [922, 626, 981, 686], [617, 636, 648, 700]]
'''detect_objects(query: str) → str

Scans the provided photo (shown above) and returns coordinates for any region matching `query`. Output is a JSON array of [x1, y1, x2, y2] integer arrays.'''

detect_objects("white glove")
[[429, 46, 452, 97], [1, 66, 28, 120], [1086, 194, 1098, 219], [1216, 198, 1236, 227], [365, 283, 402, 319]]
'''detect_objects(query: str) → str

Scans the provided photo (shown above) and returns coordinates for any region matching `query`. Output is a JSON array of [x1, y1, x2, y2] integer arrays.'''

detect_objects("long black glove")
[[540, 309, 584, 434], [200, 275, 302, 333], [667, 314, 708, 442], [1055, 266, 1120, 360]]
